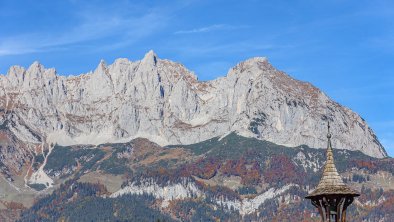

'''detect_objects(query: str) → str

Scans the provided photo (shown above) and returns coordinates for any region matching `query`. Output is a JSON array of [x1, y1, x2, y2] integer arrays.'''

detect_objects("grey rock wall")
[[0, 51, 387, 158]]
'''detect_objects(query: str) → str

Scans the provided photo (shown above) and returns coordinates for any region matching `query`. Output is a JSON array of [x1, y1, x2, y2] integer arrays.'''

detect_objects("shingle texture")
[[306, 124, 359, 198]]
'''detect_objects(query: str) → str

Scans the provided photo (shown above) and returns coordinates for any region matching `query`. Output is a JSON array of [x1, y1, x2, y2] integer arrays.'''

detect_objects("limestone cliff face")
[[0, 50, 387, 158]]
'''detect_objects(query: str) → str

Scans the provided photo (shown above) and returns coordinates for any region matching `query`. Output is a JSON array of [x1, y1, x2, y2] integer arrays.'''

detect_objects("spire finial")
[[327, 121, 332, 139]]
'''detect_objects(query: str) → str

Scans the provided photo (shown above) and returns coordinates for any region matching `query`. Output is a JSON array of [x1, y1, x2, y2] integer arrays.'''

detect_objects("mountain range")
[[0, 50, 386, 157], [0, 51, 392, 221]]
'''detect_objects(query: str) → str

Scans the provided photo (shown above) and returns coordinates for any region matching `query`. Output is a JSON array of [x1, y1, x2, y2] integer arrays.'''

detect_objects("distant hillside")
[[4, 133, 392, 221]]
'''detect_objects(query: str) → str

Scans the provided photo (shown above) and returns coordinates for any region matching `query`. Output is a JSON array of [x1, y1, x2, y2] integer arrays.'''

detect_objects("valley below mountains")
[[0, 51, 392, 221]]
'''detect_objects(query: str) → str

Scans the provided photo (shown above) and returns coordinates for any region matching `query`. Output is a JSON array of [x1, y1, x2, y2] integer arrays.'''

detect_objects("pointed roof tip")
[[306, 122, 360, 198]]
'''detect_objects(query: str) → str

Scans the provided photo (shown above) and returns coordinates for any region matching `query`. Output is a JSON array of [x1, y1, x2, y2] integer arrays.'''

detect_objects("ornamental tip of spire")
[[327, 121, 332, 139]]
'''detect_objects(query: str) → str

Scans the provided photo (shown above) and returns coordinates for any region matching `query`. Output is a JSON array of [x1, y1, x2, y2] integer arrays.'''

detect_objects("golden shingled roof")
[[306, 122, 360, 199]]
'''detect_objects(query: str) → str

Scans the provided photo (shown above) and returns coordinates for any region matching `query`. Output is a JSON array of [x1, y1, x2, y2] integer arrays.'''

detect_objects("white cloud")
[[172, 41, 292, 57], [174, 24, 247, 34]]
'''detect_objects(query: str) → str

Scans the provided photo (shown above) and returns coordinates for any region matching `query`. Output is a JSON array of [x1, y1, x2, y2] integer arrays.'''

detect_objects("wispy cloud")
[[0, 42, 40, 56], [0, 3, 169, 56], [172, 41, 293, 57], [174, 24, 247, 34]]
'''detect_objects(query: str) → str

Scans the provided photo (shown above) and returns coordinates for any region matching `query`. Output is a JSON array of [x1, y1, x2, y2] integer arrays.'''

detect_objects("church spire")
[[306, 122, 360, 222], [317, 121, 346, 188]]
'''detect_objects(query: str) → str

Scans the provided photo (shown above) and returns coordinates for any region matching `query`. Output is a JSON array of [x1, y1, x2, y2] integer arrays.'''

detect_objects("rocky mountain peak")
[[0, 51, 387, 158], [28, 61, 43, 70], [227, 56, 275, 79], [94, 59, 108, 75], [7, 65, 26, 76], [112, 58, 131, 66], [244, 56, 269, 65], [27, 61, 54, 80], [99, 59, 107, 67], [4, 65, 26, 87], [141, 50, 158, 67], [25, 61, 43, 77]]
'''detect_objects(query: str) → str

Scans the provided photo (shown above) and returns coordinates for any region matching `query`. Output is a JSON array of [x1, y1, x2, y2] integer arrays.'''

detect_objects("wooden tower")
[[305, 122, 360, 222]]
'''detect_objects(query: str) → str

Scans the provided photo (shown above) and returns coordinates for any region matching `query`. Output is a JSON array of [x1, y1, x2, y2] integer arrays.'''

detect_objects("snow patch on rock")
[[217, 184, 296, 215], [111, 179, 296, 215], [293, 151, 321, 172], [111, 178, 202, 208], [28, 143, 54, 188]]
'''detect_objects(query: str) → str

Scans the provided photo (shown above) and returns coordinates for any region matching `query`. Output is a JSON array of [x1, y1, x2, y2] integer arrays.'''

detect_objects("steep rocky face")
[[0, 50, 387, 158]]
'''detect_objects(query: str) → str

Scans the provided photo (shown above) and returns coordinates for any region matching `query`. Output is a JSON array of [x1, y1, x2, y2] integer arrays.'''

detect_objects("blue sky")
[[0, 0, 393, 156]]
